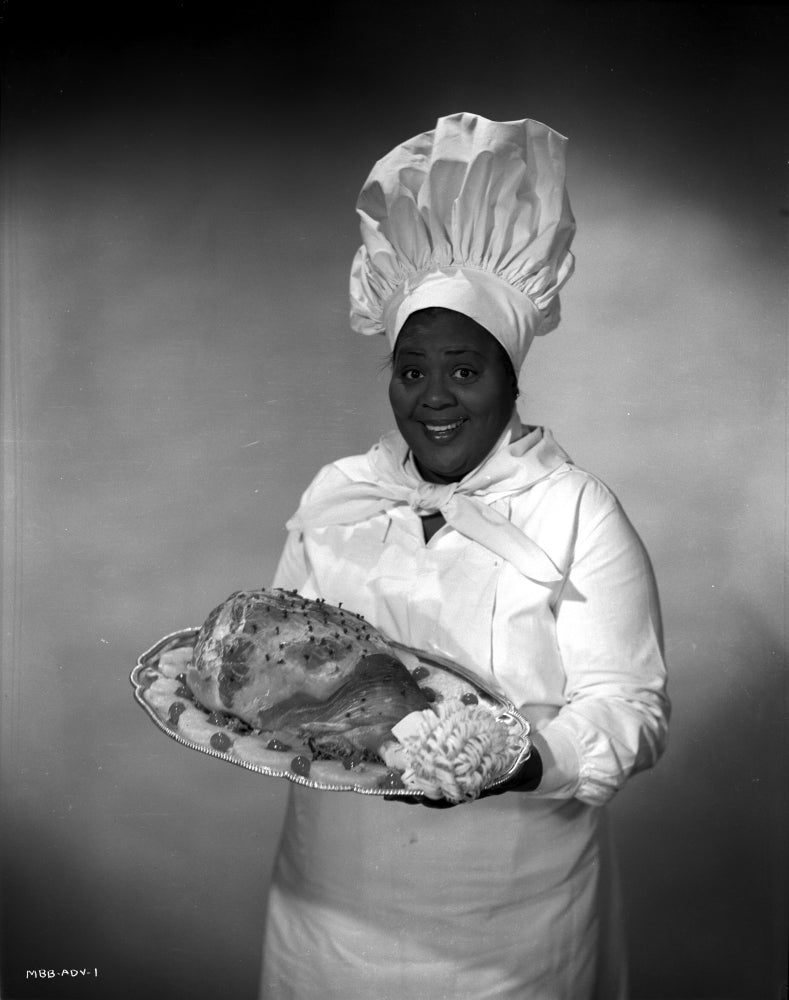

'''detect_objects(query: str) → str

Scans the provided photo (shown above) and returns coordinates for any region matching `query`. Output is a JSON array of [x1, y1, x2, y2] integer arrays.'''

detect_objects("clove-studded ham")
[[186, 588, 431, 760]]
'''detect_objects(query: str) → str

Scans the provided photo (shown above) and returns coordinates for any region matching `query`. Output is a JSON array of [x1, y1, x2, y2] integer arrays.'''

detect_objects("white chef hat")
[[349, 112, 576, 371]]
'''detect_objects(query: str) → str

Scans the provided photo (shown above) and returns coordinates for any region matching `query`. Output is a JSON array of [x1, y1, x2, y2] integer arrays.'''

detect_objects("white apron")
[[261, 786, 626, 999], [258, 425, 666, 998]]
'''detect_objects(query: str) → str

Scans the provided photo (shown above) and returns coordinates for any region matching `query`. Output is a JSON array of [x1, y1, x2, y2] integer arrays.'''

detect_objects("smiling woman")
[[389, 308, 518, 486], [260, 112, 668, 1000]]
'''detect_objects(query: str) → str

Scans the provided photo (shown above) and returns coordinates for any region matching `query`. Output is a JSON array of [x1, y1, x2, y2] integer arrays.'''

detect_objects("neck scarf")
[[287, 415, 571, 584]]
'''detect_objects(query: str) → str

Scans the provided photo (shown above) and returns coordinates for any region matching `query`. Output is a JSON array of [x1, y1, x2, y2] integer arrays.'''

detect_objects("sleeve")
[[271, 461, 351, 591], [532, 492, 670, 807], [272, 528, 310, 591]]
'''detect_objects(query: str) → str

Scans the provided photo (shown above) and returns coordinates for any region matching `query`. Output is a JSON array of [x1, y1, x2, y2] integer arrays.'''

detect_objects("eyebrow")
[[396, 347, 487, 358]]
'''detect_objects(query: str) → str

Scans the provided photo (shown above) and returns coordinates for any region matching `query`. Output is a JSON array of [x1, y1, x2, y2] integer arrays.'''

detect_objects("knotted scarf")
[[287, 418, 571, 584]]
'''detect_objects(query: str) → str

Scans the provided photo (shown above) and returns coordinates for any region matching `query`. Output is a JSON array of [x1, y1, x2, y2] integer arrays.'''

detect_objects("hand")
[[478, 746, 543, 797], [384, 791, 458, 808], [384, 748, 543, 807]]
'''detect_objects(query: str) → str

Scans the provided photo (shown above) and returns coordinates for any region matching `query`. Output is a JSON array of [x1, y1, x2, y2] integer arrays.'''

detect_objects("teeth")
[[425, 420, 463, 432]]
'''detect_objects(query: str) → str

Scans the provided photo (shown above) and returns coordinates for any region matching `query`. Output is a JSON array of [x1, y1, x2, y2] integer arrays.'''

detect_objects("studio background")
[[1, 4, 786, 998]]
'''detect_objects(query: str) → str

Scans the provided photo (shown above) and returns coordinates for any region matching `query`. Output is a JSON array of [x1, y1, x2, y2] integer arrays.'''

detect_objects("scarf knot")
[[409, 481, 458, 515], [286, 420, 572, 585]]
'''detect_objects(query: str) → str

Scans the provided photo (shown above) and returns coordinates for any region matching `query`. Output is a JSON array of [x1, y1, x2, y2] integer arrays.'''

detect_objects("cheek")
[[495, 390, 516, 422], [388, 380, 411, 418], [467, 385, 513, 421]]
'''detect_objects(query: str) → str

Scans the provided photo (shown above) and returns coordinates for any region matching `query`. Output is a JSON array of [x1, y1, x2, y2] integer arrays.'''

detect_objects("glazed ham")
[[186, 589, 430, 759]]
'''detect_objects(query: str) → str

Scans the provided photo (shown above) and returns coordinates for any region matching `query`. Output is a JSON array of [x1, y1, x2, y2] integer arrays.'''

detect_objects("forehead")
[[394, 309, 502, 359]]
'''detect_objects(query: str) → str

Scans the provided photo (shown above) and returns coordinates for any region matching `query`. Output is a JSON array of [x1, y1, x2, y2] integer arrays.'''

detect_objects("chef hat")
[[349, 112, 576, 371]]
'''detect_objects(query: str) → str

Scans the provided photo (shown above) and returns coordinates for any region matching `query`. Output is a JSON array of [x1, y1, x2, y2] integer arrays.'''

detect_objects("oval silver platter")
[[130, 628, 531, 797]]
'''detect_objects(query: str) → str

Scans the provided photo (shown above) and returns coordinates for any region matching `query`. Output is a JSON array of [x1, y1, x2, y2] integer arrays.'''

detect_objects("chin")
[[414, 450, 475, 484]]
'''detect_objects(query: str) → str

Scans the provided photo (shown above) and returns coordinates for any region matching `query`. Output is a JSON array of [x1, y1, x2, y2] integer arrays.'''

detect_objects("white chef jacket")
[[259, 423, 668, 1000]]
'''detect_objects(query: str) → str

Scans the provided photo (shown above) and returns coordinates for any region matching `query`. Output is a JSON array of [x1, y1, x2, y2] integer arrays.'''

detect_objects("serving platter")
[[130, 628, 531, 797]]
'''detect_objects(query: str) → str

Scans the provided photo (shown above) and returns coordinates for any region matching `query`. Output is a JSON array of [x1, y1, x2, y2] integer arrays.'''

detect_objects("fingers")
[[419, 796, 457, 809], [383, 793, 457, 808]]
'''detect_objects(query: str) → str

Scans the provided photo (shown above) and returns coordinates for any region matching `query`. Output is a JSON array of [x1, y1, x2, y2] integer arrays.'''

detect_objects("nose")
[[419, 372, 456, 409]]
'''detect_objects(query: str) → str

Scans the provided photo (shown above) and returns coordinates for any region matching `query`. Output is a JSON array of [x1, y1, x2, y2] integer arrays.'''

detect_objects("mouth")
[[419, 418, 467, 442]]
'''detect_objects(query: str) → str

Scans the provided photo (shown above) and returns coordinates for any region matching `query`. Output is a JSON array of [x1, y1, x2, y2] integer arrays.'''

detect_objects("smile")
[[420, 418, 467, 440]]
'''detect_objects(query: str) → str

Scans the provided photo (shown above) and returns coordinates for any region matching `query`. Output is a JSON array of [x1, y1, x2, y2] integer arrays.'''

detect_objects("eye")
[[452, 366, 478, 381], [399, 367, 423, 382]]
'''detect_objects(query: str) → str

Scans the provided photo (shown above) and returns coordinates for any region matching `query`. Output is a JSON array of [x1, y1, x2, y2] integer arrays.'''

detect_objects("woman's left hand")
[[478, 746, 542, 797], [384, 747, 542, 808], [384, 793, 459, 809]]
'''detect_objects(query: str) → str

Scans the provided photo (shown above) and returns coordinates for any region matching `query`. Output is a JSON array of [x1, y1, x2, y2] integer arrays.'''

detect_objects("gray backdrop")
[[2, 3, 786, 998]]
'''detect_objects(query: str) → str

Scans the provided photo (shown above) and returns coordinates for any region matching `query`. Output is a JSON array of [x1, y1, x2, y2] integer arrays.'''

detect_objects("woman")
[[260, 113, 669, 999]]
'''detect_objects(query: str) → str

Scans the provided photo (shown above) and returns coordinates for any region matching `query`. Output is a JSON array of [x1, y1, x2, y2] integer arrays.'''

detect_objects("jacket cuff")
[[529, 726, 582, 799]]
